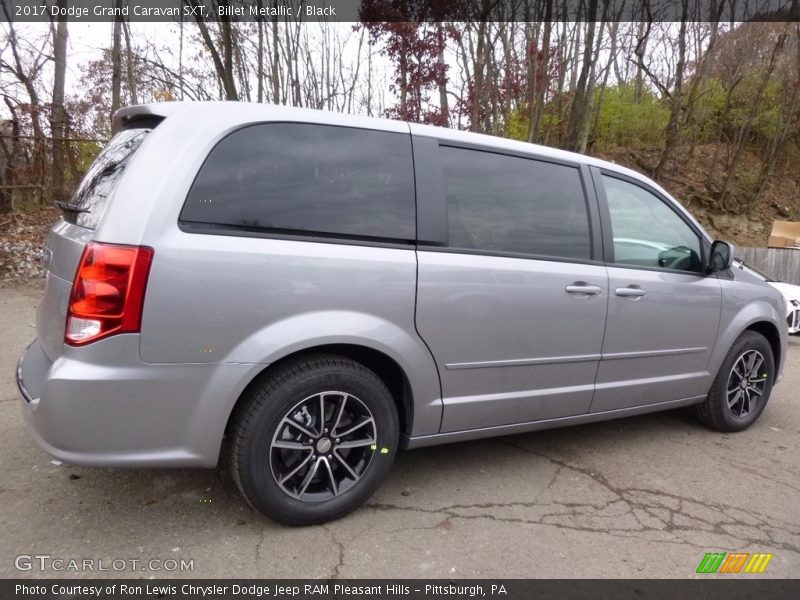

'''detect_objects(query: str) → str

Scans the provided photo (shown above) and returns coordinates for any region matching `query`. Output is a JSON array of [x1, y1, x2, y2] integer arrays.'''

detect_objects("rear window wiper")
[[56, 201, 91, 214]]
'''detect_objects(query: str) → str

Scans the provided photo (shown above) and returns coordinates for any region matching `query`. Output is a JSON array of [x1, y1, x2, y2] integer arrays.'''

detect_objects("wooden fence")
[[736, 247, 800, 285]]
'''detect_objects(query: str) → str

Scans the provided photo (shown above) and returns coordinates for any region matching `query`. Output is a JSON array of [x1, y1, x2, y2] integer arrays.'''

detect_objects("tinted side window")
[[181, 123, 415, 241], [441, 146, 591, 260], [602, 175, 702, 273]]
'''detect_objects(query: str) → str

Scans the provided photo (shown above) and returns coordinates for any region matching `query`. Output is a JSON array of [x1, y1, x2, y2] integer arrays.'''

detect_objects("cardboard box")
[[767, 221, 800, 249]]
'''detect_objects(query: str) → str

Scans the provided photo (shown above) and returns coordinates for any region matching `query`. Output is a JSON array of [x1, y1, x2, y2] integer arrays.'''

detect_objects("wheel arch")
[[709, 295, 786, 383], [225, 344, 416, 442], [745, 320, 782, 374]]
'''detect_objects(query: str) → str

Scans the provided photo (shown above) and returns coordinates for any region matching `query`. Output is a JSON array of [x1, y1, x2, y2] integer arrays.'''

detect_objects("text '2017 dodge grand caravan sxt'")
[[17, 102, 786, 525]]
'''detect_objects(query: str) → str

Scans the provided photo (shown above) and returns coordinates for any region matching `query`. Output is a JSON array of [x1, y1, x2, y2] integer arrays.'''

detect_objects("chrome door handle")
[[615, 287, 647, 298], [565, 284, 602, 295]]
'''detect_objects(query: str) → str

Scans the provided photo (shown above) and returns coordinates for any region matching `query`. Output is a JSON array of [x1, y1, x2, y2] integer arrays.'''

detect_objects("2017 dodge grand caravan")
[[17, 102, 787, 525]]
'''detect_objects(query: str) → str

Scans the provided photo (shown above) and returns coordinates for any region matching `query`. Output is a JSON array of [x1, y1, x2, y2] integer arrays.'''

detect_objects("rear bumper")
[[16, 337, 259, 468]]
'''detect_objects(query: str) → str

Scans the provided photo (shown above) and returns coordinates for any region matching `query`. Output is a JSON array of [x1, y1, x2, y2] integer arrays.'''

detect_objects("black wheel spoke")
[[337, 437, 375, 449], [751, 356, 764, 378], [297, 457, 321, 497], [318, 394, 327, 435], [332, 394, 348, 434], [282, 418, 316, 440], [333, 449, 359, 480], [279, 452, 314, 485], [272, 440, 308, 451], [321, 457, 338, 496], [336, 417, 374, 438]]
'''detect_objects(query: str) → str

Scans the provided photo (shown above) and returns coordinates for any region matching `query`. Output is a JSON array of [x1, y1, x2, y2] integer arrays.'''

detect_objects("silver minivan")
[[17, 102, 787, 524]]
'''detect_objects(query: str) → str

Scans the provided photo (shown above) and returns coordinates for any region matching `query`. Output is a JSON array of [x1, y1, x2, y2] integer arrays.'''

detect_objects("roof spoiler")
[[112, 102, 188, 131]]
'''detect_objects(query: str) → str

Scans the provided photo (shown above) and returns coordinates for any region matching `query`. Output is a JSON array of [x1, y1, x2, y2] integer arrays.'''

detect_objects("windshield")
[[66, 127, 151, 229]]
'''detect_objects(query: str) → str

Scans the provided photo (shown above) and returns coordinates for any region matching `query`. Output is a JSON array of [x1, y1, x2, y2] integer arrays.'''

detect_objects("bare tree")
[[564, 0, 600, 152], [110, 0, 123, 127], [527, 0, 553, 143], [50, 1, 69, 202], [0, 0, 50, 206], [183, 0, 239, 100], [655, 0, 690, 177]]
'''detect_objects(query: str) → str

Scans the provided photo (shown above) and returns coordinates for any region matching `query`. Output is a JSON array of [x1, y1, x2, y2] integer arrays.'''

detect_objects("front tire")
[[230, 354, 399, 525], [696, 331, 774, 432]]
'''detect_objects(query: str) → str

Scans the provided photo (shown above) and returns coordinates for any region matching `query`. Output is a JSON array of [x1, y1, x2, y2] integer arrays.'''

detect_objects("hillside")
[[596, 144, 800, 248]]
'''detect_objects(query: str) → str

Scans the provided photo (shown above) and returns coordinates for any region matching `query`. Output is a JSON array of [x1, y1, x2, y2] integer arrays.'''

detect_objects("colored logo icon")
[[696, 552, 773, 574]]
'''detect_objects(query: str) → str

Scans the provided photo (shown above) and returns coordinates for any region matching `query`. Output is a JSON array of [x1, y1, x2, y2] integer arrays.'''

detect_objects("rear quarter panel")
[[102, 105, 441, 437], [138, 232, 442, 436]]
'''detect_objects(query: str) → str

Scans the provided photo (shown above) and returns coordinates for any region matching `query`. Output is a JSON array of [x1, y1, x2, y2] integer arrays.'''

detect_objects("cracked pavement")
[[1, 285, 798, 578]]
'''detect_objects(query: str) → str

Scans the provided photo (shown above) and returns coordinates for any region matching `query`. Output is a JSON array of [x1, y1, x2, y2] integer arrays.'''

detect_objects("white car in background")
[[735, 260, 800, 334]]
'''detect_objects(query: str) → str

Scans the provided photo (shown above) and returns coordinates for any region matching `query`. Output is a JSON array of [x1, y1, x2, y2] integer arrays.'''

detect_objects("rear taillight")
[[65, 242, 154, 346]]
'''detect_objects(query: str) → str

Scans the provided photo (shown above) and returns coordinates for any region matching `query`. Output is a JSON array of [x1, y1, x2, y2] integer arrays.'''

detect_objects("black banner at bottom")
[[4, 580, 800, 600]]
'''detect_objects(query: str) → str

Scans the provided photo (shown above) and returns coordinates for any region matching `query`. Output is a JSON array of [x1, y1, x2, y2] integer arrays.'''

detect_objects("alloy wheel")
[[726, 350, 767, 419], [270, 391, 377, 501]]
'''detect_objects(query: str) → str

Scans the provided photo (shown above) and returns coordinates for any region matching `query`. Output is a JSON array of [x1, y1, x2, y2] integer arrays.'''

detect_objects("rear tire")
[[230, 354, 399, 525], [696, 331, 774, 432]]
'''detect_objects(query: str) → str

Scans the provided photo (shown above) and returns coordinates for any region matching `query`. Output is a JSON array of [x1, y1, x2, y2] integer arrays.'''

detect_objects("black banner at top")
[[2, 0, 799, 23]]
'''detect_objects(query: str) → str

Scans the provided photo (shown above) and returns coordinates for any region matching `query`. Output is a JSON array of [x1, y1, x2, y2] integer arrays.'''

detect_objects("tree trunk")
[[0, 98, 19, 214], [718, 31, 787, 207], [436, 23, 449, 126], [185, 0, 239, 100], [655, 0, 690, 178], [564, 1, 599, 152], [528, 0, 553, 143], [470, 10, 489, 133], [110, 1, 123, 129], [634, 21, 647, 103], [590, 17, 622, 148], [706, 78, 740, 190], [221, 15, 237, 100], [271, 12, 281, 103], [578, 17, 607, 154], [50, 3, 69, 203], [122, 14, 138, 105], [684, 6, 725, 158], [3, 12, 47, 206], [256, 5, 264, 103]]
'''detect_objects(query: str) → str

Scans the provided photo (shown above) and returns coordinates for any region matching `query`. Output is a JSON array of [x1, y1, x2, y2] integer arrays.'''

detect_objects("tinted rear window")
[[442, 146, 591, 260], [181, 123, 416, 242], [68, 127, 150, 229]]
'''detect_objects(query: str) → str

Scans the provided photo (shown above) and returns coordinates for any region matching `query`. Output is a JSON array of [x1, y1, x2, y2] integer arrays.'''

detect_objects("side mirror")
[[707, 240, 734, 273]]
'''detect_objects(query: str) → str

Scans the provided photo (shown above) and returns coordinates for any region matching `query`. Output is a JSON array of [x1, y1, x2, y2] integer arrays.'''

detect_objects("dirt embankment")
[[596, 144, 800, 247]]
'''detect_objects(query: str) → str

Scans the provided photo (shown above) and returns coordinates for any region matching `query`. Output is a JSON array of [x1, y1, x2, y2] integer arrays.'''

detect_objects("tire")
[[696, 331, 775, 432], [230, 353, 399, 525]]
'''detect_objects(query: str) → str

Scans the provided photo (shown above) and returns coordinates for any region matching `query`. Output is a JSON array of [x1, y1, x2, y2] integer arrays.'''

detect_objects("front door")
[[591, 171, 722, 412]]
